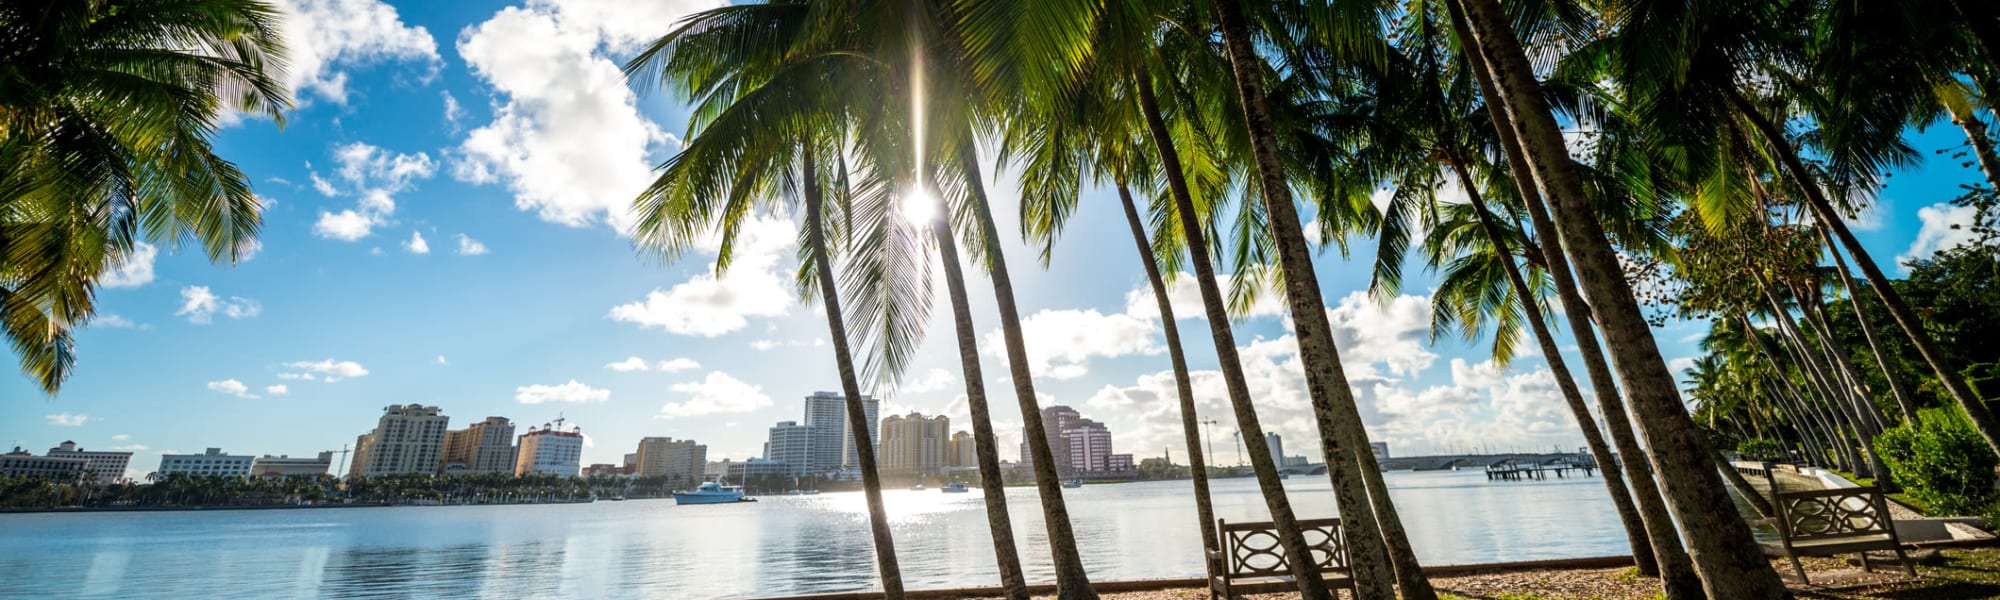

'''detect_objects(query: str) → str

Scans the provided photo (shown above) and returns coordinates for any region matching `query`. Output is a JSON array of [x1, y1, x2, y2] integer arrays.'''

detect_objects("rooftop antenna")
[[334, 444, 350, 478]]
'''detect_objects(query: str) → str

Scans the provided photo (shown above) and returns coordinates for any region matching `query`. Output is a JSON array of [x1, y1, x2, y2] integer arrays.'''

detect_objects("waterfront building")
[[46, 441, 131, 484], [879, 412, 949, 474], [250, 452, 333, 478], [0, 447, 86, 481], [515, 419, 584, 476], [623, 453, 639, 470], [1107, 453, 1133, 472], [704, 460, 731, 477], [946, 431, 978, 467], [1265, 433, 1284, 465], [1064, 418, 1114, 473], [635, 437, 707, 486], [157, 448, 254, 479], [1283, 455, 1309, 467], [582, 463, 632, 477], [801, 391, 878, 471], [762, 421, 817, 476], [440, 417, 516, 474], [1370, 441, 1390, 460], [725, 458, 792, 481], [1020, 405, 1082, 472], [349, 404, 450, 477]]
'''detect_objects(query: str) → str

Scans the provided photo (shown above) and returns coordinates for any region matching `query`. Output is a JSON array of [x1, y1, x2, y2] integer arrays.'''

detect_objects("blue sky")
[[4, 0, 1989, 479]]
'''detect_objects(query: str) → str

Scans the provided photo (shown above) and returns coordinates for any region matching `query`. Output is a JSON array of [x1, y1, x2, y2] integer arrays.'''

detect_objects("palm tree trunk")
[[1116, 181, 1221, 563], [925, 186, 1030, 599], [803, 147, 905, 599], [1211, 2, 1409, 597], [1768, 317, 1864, 472], [1452, 0, 1789, 595], [1792, 282, 1890, 434], [1945, 101, 2000, 193], [1452, 157, 1660, 576], [1445, 7, 1700, 597], [1820, 225, 1920, 424], [954, 140, 1096, 600], [1729, 89, 2000, 455], [1134, 61, 1337, 600], [1765, 292, 1882, 478]]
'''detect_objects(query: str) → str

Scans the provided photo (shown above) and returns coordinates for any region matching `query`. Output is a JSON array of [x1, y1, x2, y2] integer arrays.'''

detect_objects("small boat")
[[674, 481, 749, 505], [940, 482, 969, 493], [1061, 479, 1083, 489], [910, 483, 926, 491], [788, 489, 821, 496], [608, 496, 626, 501]]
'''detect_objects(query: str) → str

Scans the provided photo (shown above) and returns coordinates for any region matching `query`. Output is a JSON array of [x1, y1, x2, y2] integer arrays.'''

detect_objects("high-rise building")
[[250, 452, 334, 478], [1265, 433, 1284, 464], [1064, 418, 1114, 473], [0, 447, 86, 481], [635, 437, 707, 485], [349, 405, 450, 477], [801, 391, 878, 471], [1107, 453, 1134, 472], [879, 412, 949, 474], [1369, 441, 1389, 460], [47, 441, 132, 484], [440, 417, 516, 474], [947, 431, 978, 467], [763, 421, 816, 476], [1021, 405, 1082, 471], [157, 448, 254, 479], [515, 419, 584, 476]]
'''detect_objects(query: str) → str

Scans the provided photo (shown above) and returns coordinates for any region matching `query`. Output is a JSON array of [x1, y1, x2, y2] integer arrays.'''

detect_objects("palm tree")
[[0, 0, 288, 393]]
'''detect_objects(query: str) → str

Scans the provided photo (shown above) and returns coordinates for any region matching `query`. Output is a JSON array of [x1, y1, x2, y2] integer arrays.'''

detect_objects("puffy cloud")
[[516, 379, 611, 404], [659, 371, 773, 418], [404, 230, 430, 254], [452, 0, 718, 232], [274, 0, 440, 104], [455, 234, 490, 256], [1324, 291, 1437, 377], [100, 242, 158, 288], [750, 338, 824, 351], [111, 434, 130, 441], [311, 143, 437, 241], [282, 359, 369, 382], [442, 90, 464, 126], [982, 309, 1161, 380], [1123, 271, 1287, 322], [896, 368, 956, 394], [313, 209, 377, 241], [1898, 202, 1980, 270], [108, 444, 149, 451], [207, 379, 259, 399], [605, 357, 651, 372], [657, 358, 700, 372], [176, 286, 261, 324], [46, 413, 90, 426], [608, 215, 793, 336], [265, 384, 290, 396]]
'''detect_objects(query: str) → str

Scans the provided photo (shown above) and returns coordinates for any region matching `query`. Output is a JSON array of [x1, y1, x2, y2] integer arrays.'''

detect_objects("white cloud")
[[516, 379, 611, 404], [437, 355, 450, 365], [314, 209, 377, 241], [608, 215, 793, 336], [46, 413, 90, 426], [657, 358, 700, 372], [1124, 271, 1288, 322], [1324, 291, 1437, 377], [282, 359, 369, 382], [274, 0, 441, 104], [1898, 202, 1979, 270], [265, 384, 290, 396], [404, 230, 430, 254], [455, 234, 490, 256], [94, 314, 136, 329], [176, 286, 261, 324], [100, 242, 158, 288], [658, 371, 773, 418], [442, 90, 464, 126], [606, 357, 651, 372], [452, 0, 718, 232], [108, 444, 149, 451], [896, 368, 956, 394], [111, 434, 130, 441], [312, 142, 437, 241], [207, 379, 260, 399], [983, 309, 1161, 380], [311, 172, 338, 196]]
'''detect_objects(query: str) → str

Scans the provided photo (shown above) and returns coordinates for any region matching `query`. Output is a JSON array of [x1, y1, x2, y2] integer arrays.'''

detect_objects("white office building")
[[515, 420, 584, 477], [47, 441, 131, 484], [157, 448, 254, 479]]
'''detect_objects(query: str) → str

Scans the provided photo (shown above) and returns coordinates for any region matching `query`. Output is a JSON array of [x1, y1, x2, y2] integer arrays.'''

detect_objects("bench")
[[1207, 517, 1355, 599], [1758, 486, 1915, 584]]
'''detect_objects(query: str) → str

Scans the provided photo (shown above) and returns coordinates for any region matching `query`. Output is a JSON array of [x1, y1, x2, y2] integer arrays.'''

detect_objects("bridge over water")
[[1274, 452, 1604, 476]]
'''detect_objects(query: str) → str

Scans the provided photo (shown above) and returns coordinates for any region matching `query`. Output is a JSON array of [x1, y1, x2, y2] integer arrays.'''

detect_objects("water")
[[0, 470, 1631, 599]]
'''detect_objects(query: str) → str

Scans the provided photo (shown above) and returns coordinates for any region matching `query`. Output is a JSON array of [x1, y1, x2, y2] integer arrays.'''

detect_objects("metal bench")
[[1759, 486, 1915, 584], [1207, 517, 1354, 599]]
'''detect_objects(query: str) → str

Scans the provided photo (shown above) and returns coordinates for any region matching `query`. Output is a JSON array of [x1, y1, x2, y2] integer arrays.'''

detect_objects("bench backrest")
[[1773, 486, 1895, 544], [1216, 518, 1347, 577]]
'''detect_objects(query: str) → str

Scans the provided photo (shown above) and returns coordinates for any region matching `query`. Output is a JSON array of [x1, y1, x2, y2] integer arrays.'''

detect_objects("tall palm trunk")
[[1792, 283, 1890, 434], [954, 141, 1096, 600], [1116, 182, 1221, 564], [925, 186, 1029, 599], [1766, 316, 1864, 473], [1453, 158, 1660, 576], [1451, 0, 1789, 595], [1210, 2, 1411, 597], [1133, 61, 1337, 600], [1765, 294, 1881, 478], [1445, 7, 1700, 597], [1820, 225, 1919, 424], [1944, 101, 2000, 193], [802, 148, 905, 599], [1729, 90, 2000, 454]]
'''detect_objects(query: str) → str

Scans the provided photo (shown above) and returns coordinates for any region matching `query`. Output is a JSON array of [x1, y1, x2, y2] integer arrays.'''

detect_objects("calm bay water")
[[0, 470, 1630, 599]]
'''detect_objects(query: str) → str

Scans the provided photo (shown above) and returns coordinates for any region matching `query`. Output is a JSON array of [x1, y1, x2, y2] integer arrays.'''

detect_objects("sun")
[[900, 183, 938, 227]]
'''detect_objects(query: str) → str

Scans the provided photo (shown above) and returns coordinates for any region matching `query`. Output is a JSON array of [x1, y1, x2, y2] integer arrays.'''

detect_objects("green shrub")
[[1875, 411, 2000, 516], [1736, 438, 1787, 462]]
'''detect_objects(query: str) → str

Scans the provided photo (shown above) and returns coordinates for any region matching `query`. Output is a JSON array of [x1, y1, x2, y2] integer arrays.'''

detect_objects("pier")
[[1484, 458, 1596, 481]]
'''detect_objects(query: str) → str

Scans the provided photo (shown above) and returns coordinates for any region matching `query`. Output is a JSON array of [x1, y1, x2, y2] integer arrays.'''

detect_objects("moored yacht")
[[674, 481, 748, 505], [940, 481, 969, 493]]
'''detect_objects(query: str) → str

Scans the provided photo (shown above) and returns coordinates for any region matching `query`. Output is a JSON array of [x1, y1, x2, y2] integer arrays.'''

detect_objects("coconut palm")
[[0, 0, 288, 393]]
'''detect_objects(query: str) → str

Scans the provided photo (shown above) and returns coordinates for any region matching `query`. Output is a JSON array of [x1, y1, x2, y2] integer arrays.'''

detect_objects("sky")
[[3, 0, 1990, 480]]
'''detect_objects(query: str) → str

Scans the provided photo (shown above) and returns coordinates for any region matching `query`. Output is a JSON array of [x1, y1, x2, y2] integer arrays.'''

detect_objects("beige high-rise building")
[[947, 431, 978, 467], [635, 437, 707, 485], [440, 417, 516, 474], [349, 404, 450, 477], [514, 419, 584, 477], [879, 412, 949, 474]]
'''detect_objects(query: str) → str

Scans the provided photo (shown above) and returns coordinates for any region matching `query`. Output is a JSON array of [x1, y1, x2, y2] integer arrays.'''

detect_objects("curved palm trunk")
[[1445, 7, 1700, 597], [1765, 295, 1881, 478], [926, 190, 1030, 599], [1820, 225, 1919, 424], [1134, 62, 1337, 600], [1764, 315, 1864, 472], [802, 148, 905, 599], [1729, 90, 2000, 455], [954, 142, 1096, 600], [1792, 283, 1890, 434], [1117, 183, 1221, 565], [1210, 3, 1412, 597], [1452, 0, 1789, 595], [1944, 101, 2000, 194], [1453, 158, 1659, 576]]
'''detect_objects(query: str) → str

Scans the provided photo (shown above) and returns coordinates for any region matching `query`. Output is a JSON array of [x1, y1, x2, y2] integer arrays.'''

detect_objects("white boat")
[[674, 481, 748, 505], [1061, 479, 1083, 489], [940, 482, 969, 493], [910, 483, 926, 491]]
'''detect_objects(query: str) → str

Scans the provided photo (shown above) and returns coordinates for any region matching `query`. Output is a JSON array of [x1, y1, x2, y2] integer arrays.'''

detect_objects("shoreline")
[[0, 497, 612, 515]]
